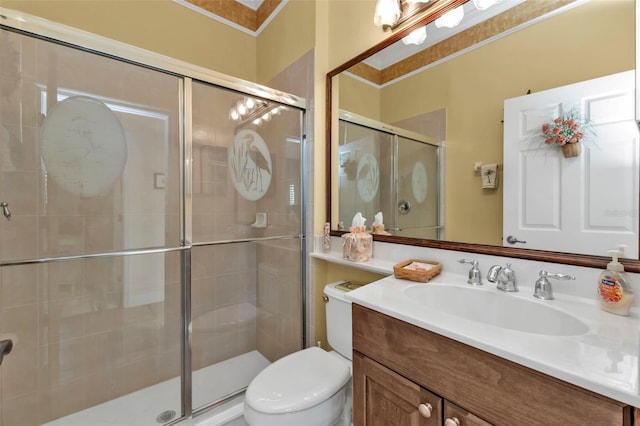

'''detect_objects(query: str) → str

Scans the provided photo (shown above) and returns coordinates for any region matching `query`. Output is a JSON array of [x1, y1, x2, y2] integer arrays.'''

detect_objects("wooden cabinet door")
[[444, 401, 493, 426], [353, 351, 442, 426]]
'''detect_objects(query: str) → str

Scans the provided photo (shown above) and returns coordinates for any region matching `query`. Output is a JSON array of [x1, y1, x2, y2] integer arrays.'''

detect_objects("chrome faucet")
[[534, 270, 575, 300], [458, 259, 483, 285], [488, 263, 518, 292]]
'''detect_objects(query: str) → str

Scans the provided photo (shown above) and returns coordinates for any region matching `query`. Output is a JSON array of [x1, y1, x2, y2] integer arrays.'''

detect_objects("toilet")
[[243, 280, 358, 426]]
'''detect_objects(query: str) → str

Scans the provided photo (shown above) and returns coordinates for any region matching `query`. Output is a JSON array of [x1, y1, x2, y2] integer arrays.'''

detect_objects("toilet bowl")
[[243, 281, 358, 426], [243, 347, 350, 426]]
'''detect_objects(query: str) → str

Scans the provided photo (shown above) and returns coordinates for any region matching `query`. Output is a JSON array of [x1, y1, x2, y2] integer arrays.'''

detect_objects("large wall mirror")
[[327, 0, 640, 271]]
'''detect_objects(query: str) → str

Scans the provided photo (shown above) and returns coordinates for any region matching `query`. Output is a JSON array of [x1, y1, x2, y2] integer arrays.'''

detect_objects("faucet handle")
[[458, 258, 483, 285], [541, 270, 576, 281], [534, 270, 575, 300]]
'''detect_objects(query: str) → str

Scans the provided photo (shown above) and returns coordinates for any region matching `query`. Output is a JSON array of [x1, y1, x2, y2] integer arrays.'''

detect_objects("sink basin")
[[404, 284, 589, 336]]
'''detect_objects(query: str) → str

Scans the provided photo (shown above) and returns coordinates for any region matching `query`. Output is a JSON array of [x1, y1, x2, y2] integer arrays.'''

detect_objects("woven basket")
[[393, 259, 441, 283], [562, 142, 581, 158]]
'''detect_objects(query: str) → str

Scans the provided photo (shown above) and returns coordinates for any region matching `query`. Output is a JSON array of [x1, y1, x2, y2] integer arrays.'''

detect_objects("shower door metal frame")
[[0, 7, 308, 425]]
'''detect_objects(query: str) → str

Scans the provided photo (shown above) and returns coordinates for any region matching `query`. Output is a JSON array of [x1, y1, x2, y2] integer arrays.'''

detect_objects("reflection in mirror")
[[337, 111, 442, 239], [330, 0, 637, 259]]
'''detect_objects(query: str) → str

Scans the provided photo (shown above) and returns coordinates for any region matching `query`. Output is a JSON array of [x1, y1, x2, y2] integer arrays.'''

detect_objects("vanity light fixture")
[[229, 96, 285, 127], [373, 0, 401, 29], [374, 0, 459, 32], [435, 4, 464, 28], [472, 0, 500, 10], [401, 26, 427, 45]]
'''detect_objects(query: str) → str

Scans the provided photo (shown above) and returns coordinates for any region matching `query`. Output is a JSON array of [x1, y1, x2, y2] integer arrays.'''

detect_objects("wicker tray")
[[393, 259, 441, 283]]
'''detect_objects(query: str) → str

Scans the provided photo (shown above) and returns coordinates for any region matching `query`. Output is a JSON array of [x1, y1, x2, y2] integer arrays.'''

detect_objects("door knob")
[[506, 235, 526, 244], [444, 417, 461, 426], [418, 403, 432, 418]]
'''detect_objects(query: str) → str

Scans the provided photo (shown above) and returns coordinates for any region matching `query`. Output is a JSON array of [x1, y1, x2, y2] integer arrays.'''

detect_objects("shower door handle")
[[0, 339, 13, 365], [1, 202, 11, 220], [398, 200, 411, 215]]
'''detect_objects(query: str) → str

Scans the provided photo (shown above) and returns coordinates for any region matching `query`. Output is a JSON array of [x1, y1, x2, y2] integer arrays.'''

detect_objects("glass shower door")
[[190, 81, 304, 413], [337, 120, 393, 228], [394, 136, 440, 239], [0, 27, 183, 425]]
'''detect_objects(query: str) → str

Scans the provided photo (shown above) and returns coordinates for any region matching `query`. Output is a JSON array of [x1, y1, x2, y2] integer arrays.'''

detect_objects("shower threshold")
[[42, 350, 269, 426]]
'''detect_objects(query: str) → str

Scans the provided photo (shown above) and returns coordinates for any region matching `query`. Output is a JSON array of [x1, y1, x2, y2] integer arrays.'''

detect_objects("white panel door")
[[503, 70, 638, 257]]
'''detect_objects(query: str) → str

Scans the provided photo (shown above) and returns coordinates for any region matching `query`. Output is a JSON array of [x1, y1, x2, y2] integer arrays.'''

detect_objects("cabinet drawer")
[[444, 401, 493, 426], [353, 304, 631, 425]]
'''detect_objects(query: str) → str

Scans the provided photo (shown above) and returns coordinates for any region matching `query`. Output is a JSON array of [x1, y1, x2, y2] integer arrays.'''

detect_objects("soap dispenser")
[[598, 250, 635, 316]]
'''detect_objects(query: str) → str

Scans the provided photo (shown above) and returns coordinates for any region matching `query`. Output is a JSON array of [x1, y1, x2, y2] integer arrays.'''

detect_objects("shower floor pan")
[[42, 350, 269, 426]]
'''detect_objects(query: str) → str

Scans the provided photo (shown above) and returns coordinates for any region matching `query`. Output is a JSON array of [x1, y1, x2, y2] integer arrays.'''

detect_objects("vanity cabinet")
[[352, 304, 633, 426]]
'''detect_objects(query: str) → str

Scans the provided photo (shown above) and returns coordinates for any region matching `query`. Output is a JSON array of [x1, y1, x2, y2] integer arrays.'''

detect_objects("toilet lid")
[[246, 346, 351, 414]]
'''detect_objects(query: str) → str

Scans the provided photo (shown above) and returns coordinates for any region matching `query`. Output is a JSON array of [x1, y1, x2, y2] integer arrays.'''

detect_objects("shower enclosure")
[[0, 10, 305, 426], [337, 111, 441, 239]]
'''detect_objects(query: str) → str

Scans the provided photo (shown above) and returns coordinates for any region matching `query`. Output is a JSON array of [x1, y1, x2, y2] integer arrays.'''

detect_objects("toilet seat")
[[245, 346, 350, 414]]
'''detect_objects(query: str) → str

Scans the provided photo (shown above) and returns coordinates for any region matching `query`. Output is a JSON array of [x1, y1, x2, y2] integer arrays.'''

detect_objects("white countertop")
[[345, 272, 640, 408]]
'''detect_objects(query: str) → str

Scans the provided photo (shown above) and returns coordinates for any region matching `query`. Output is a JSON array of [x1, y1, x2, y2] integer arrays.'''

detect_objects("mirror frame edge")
[[325, 0, 640, 273]]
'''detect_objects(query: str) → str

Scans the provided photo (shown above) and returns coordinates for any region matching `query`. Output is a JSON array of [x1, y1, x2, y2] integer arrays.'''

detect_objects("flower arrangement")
[[540, 109, 594, 147]]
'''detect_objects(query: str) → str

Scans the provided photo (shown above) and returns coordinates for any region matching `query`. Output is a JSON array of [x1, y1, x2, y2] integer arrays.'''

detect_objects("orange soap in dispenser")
[[598, 249, 634, 316]]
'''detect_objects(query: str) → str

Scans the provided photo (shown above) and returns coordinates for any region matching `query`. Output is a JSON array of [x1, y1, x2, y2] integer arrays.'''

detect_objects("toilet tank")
[[324, 281, 363, 360]]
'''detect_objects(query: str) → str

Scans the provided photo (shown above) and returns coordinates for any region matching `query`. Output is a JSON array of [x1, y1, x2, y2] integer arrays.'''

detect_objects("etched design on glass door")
[[228, 128, 272, 201], [357, 153, 379, 202]]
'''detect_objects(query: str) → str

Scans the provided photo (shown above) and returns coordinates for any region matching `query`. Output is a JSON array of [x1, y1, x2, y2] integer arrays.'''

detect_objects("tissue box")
[[341, 226, 372, 262]]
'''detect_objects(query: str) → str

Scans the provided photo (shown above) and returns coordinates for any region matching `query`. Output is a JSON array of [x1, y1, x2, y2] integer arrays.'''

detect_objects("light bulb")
[[271, 107, 281, 115], [262, 113, 271, 121], [472, 0, 499, 10], [253, 118, 262, 126], [245, 97, 256, 109], [401, 27, 427, 46], [373, 0, 401, 28], [229, 108, 239, 121], [435, 5, 464, 28]]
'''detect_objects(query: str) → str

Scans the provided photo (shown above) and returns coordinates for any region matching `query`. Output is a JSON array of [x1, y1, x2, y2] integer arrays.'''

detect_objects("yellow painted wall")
[[338, 74, 382, 121], [257, 0, 315, 84], [327, 0, 389, 71], [1, 0, 258, 81]]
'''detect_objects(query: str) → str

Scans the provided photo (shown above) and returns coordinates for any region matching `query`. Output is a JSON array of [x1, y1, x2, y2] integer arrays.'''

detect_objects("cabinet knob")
[[418, 403, 432, 418], [444, 418, 461, 426]]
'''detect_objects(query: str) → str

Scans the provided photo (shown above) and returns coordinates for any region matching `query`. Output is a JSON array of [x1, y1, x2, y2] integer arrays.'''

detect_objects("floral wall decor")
[[538, 109, 595, 158]]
